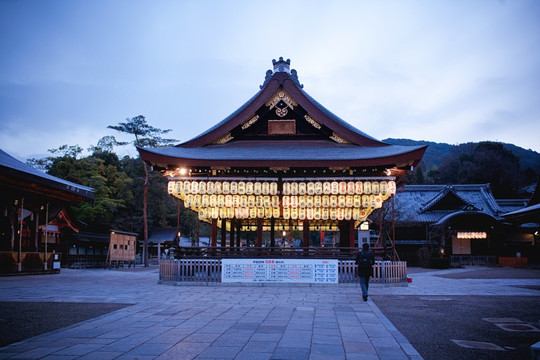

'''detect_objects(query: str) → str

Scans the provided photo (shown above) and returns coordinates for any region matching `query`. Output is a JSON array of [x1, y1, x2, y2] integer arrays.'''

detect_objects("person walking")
[[356, 242, 375, 301]]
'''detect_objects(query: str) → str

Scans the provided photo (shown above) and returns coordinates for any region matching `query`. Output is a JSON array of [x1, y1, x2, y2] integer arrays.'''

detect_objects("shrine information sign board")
[[222, 258, 338, 284]]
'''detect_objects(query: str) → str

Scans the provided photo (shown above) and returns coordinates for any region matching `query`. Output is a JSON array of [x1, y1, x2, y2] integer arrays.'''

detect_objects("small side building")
[[106, 230, 138, 268]]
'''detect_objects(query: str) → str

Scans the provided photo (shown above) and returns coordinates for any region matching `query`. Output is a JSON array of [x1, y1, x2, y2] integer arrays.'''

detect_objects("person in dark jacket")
[[355, 242, 375, 301]]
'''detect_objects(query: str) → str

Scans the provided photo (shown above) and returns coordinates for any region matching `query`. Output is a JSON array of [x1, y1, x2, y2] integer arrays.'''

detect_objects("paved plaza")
[[0, 266, 539, 360]]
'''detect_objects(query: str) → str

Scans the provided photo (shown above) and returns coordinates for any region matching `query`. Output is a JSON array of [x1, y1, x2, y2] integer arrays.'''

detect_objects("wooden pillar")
[[270, 218, 275, 248], [303, 220, 309, 250], [211, 219, 217, 248], [230, 219, 235, 248], [256, 218, 263, 247], [349, 220, 355, 252], [176, 198, 181, 246], [236, 221, 241, 247], [221, 219, 227, 248]]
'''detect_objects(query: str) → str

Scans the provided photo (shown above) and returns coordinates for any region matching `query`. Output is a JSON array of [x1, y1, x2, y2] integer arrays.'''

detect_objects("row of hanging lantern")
[[168, 179, 395, 222], [168, 179, 396, 196], [182, 194, 383, 209], [196, 206, 374, 221], [282, 180, 395, 196]]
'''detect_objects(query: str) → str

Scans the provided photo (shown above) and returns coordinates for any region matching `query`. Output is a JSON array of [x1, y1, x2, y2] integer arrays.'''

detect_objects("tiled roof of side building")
[[0, 149, 94, 200], [392, 184, 502, 224]]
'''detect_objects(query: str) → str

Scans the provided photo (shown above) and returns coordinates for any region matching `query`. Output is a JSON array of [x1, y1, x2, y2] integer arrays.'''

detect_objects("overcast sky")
[[1, 0, 539, 162]]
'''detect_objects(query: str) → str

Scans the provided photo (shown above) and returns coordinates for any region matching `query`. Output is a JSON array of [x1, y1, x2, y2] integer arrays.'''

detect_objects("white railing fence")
[[160, 259, 407, 285]]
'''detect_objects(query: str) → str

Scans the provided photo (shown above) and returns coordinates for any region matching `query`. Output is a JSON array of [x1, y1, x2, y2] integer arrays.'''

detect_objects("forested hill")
[[383, 138, 540, 171]]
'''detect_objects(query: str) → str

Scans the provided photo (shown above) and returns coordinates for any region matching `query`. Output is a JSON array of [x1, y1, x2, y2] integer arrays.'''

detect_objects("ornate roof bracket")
[[212, 132, 234, 145], [330, 132, 351, 144], [266, 89, 298, 110], [304, 114, 321, 129]]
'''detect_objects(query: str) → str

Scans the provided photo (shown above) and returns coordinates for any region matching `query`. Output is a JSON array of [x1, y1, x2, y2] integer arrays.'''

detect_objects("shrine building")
[[138, 58, 427, 253]]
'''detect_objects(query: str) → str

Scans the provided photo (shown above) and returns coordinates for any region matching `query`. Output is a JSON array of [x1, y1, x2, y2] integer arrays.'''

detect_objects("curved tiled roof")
[[0, 149, 94, 200]]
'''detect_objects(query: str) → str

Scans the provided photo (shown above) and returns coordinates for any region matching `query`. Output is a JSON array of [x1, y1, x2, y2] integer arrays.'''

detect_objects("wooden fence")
[[159, 259, 407, 285]]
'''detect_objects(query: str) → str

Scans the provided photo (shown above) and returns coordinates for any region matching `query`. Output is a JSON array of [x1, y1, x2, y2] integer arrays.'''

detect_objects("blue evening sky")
[[1, 0, 539, 162]]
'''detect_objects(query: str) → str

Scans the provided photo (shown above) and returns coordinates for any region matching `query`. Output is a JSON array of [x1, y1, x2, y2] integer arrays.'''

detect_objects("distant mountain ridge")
[[383, 138, 540, 171]]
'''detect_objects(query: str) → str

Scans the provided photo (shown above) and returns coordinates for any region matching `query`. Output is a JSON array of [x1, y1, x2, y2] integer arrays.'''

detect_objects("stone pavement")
[[0, 266, 538, 360]]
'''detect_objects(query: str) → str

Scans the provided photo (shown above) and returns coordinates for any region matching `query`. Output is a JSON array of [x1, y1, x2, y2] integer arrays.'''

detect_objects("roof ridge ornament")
[[260, 58, 304, 89]]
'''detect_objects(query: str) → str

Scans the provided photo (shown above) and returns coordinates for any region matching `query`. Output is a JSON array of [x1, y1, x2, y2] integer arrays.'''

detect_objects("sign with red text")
[[221, 258, 338, 284]]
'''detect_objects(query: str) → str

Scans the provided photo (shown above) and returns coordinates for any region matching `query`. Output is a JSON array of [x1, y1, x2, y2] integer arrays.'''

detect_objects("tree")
[[108, 115, 176, 267]]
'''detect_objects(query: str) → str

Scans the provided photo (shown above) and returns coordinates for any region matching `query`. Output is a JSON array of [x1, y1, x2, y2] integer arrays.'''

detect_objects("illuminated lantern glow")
[[214, 181, 222, 194], [270, 182, 278, 195], [209, 195, 217, 207], [168, 181, 175, 195], [291, 208, 298, 219], [353, 195, 361, 208], [249, 195, 256, 208], [238, 181, 246, 195], [362, 195, 370, 208], [185, 195, 192, 207], [338, 195, 346, 208], [227, 207, 234, 219], [380, 181, 388, 195], [322, 208, 329, 220], [225, 195, 233, 207], [265, 208, 272, 218], [217, 195, 224, 207], [233, 195, 240, 207], [372, 181, 379, 195], [241, 195, 248, 207], [298, 196, 306, 208], [235, 208, 242, 219], [246, 182, 253, 195], [323, 182, 331, 194], [331, 181, 339, 194], [353, 208, 360, 220], [272, 195, 280, 208], [330, 195, 338, 207], [211, 207, 219, 219], [202, 195, 209, 207], [306, 196, 313, 208], [314, 208, 321, 220], [191, 181, 199, 194], [230, 181, 238, 195], [257, 207, 265, 218], [283, 208, 290, 220], [262, 182, 270, 195], [199, 181, 206, 194], [363, 182, 371, 194], [345, 208, 352, 220], [314, 195, 321, 207], [282, 196, 290, 208], [256, 196, 263, 208], [298, 208, 306, 220], [339, 182, 347, 194], [355, 181, 363, 194], [193, 195, 201, 208], [347, 182, 355, 195], [273, 207, 280, 218], [219, 207, 226, 219], [183, 181, 191, 194], [198, 208, 206, 219], [290, 182, 298, 195], [315, 182, 323, 195], [222, 181, 230, 194], [346, 195, 353, 207], [249, 207, 257, 219], [322, 195, 330, 207], [283, 182, 290, 196], [330, 208, 337, 220], [388, 181, 396, 195], [374, 195, 382, 209], [298, 182, 307, 195], [206, 181, 214, 195], [176, 182, 183, 195], [307, 182, 315, 195], [254, 182, 262, 195], [290, 196, 298, 208], [306, 208, 314, 220]]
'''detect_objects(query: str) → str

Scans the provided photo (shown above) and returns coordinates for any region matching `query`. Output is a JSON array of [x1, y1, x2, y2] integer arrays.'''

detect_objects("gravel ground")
[[0, 302, 131, 347]]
